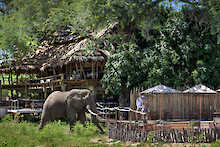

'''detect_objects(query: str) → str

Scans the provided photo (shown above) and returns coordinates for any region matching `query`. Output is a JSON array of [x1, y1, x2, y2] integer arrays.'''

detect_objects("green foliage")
[[102, 40, 146, 94], [144, 12, 220, 89], [101, 5, 219, 95]]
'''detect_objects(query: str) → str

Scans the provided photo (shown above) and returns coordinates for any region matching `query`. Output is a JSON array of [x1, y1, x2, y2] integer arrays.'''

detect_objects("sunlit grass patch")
[[0, 115, 107, 147]]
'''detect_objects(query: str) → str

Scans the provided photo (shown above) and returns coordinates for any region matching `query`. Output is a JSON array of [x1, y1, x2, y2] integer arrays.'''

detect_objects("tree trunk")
[[118, 86, 130, 120]]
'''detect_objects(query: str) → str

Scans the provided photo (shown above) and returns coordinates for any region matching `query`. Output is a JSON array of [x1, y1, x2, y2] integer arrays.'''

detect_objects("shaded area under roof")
[[183, 84, 216, 94], [140, 84, 180, 94]]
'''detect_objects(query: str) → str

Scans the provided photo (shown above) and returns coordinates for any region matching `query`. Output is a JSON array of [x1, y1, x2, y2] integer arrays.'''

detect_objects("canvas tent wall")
[[131, 85, 218, 121]]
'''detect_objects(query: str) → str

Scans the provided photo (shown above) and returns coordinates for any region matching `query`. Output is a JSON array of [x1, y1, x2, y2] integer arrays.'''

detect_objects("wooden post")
[[25, 80, 28, 99], [61, 74, 66, 91], [69, 63, 72, 79], [0, 80, 2, 100], [130, 88, 136, 121], [43, 85, 47, 99], [92, 62, 94, 79], [16, 74, 19, 98], [75, 63, 81, 79], [200, 95, 202, 120], [96, 62, 99, 79], [2, 74, 5, 85], [160, 94, 162, 120], [10, 72, 13, 84], [66, 64, 69, 80], [51, 84, 54, 91], [80, 63, 86, 80]]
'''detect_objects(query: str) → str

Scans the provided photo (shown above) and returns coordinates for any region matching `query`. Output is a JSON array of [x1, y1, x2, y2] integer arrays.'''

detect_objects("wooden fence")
[[108, 120, 217, 143], [131, 93, 220, 121]]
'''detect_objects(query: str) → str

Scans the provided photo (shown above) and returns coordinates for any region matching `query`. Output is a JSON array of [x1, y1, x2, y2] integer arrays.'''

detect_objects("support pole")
[[92, 62, 94, 79], [160, 94, 162, 120], [61, 74, 66, 91], [0, 80, 2, 100], [129, 88, 136, 121], [96, 62, 99, 79], [200, 95, 202, 120], [80, 63, 86, 80], [2, 74, 5, 85], [43, 85, 47, 99], [25, 80, 28, 99]]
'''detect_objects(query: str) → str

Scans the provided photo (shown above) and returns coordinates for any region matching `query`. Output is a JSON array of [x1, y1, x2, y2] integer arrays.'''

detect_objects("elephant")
[[39, 89, 104, 134]]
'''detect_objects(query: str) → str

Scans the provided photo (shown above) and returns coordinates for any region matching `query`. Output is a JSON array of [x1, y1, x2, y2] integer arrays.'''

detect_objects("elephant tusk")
[[86, 105, 98, 116]]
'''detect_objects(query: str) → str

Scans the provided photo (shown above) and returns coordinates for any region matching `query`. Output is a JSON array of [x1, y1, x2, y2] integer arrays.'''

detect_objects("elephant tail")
[[39, 106, 48, 130]]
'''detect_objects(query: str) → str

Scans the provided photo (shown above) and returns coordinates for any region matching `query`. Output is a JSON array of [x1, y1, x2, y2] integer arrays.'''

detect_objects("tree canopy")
[[0, 0, 219, 94]]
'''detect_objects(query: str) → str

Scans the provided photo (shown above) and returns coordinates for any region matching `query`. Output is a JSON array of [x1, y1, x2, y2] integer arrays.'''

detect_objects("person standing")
[[136, 94, 146, 120]]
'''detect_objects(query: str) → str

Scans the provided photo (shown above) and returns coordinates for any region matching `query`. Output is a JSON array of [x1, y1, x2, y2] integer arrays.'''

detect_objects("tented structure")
[[140, 84, 180, 94], [183, 84, 216, 94]]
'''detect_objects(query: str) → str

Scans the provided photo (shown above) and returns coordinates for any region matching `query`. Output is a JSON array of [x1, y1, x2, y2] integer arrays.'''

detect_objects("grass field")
[[1, 115, 220, 147], [0, 115, 111, 147]]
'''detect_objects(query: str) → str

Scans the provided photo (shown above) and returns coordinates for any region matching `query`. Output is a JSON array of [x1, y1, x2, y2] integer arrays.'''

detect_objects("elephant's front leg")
[[91, 115, 105, 134], [67, 110, 77, 131], [78, 111, 86, 125]]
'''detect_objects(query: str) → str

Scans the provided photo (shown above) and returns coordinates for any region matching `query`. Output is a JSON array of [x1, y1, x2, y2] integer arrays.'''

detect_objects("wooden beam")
[[80, 63, 86, 80]]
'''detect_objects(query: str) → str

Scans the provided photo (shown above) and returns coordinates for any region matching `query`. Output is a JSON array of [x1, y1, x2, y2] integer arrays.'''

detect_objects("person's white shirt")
[[136, 96, 145, 112]]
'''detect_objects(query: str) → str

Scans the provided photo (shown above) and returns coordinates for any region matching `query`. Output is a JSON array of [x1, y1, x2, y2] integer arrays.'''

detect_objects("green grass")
[[0, 115, 108, 147]]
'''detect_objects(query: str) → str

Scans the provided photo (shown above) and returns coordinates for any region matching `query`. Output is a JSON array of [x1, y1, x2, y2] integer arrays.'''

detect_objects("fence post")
[[200, 95, 202, 120], [61, 74, 66, 91], [0, 80, 2, 100], [24, 80, 28, 99]]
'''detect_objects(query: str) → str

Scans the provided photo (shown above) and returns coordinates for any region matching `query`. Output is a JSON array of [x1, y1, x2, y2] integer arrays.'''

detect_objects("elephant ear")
[[82, 91, 90, 100]]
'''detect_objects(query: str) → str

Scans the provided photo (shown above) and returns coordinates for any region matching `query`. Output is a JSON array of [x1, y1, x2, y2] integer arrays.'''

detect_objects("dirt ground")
[[90, 137, 211, 147]]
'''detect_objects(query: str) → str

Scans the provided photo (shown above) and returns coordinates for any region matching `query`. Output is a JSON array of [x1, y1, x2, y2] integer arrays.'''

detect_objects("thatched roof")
[[0, 59, 38, 74], [183, 84, 216, 94], [0, 22, 118, 74], [140, 84, 180, 94]]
